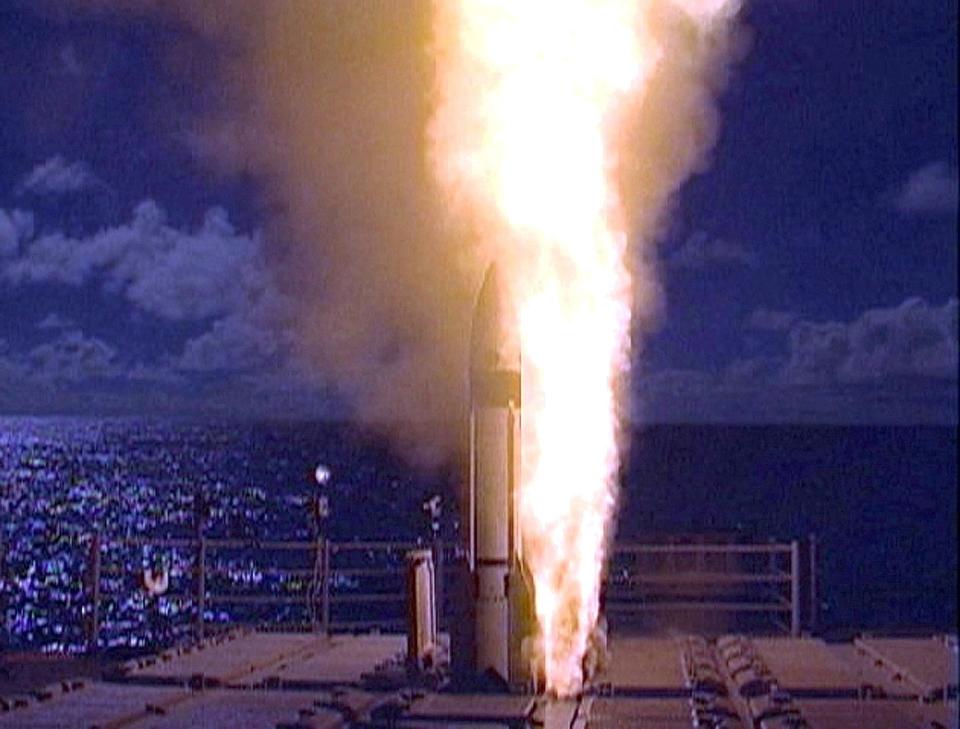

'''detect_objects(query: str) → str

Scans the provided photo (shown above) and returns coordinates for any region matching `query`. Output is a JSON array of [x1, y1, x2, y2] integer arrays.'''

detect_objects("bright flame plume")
[[430, 0, 738, 695]]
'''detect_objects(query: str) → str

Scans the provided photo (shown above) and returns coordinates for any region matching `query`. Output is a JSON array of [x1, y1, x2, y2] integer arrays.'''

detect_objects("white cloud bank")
[[746, 307, 799, 332], [26, 329, 119, 383], [636, 297, 958, 424], [2, 199, 294, 378], [891, 161, 958, 215], [0, 208, 34, 257], [668, 230, 756, 269], [5, 201, 264, 319], [17, 156, 100, 196], [780, 297, 957, 385]]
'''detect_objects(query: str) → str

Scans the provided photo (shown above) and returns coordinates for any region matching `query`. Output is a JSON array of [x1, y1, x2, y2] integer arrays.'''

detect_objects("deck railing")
[[71, 534, 816, 651], [605, 540, 810, 636]]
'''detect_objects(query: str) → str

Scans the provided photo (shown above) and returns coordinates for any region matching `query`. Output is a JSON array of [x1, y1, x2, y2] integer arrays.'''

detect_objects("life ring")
[[143, 567, 169, 596]]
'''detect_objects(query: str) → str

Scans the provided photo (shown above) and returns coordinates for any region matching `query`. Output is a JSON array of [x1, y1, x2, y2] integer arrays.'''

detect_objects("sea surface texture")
[[0, 417, 955, 652]]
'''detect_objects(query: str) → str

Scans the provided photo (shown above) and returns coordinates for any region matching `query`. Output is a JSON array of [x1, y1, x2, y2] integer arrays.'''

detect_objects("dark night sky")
[[0, 0, 956, 424]]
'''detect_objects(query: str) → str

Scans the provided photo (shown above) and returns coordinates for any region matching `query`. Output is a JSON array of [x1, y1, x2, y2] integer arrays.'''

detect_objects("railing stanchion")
[[0, 536, 8, 650], [808, 533, 818, 634], [434, 538, 444, 630], [790, 539, 801, 637], [322, 539, 331, 635], [196, 536, 206, 640], [88, 531, 101, 652]]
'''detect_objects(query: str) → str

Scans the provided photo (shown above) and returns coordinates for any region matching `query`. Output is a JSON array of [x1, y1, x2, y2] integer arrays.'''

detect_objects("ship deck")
[[1, 630, 956, 728]]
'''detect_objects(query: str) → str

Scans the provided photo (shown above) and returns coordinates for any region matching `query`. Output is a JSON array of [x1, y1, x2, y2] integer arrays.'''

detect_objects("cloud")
[[0, 330, 201, 415], [36, 312, 75, 330], [3, 200, 283, 323], [3, 199, 299, 393], [0, 347, 27, 385], [25, 329, 119, 383], [668, 231, 756, 269], [631, 368, 716, 423], [781, 297, 957, 385], [17, 156, 100, 196], [59, 44, 84, 77], [126, 362, 186, 385], [891, 161, 958, 215], [0, 329, 187, 387], [746, 307, 798, 332], [0, 209, 34, 257], [723, 355, 783, 383], [635, 368, 715, 394], [177, 309, 289, 372], [634, 297, 958, 424]]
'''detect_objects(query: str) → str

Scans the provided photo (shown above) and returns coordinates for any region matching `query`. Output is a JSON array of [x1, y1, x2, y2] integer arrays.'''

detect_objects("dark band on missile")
[[476, 558, 509, 567], [471, 370, 521, 406]]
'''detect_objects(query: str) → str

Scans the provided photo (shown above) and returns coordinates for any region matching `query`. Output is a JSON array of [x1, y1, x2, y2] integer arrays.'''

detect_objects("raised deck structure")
[[1, 629, 956, 727]]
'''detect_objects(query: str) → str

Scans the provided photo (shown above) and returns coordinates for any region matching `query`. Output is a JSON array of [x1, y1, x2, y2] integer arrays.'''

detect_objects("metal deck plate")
[[3, 633, 957, 728], [403, 694, 535, 723]]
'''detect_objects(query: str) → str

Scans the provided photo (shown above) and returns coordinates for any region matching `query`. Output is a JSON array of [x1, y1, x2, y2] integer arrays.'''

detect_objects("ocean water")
[[624, 424, 958, 632], [0, 417, 955, 651]]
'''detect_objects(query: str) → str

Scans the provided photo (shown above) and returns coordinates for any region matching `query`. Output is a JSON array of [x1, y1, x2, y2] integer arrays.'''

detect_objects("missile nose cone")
[[471, 264, 520, 374], [471, 264, 521, 405]]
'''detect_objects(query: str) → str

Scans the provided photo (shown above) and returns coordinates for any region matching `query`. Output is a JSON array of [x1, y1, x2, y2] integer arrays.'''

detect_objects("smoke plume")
[[51, 1, 744, 466]]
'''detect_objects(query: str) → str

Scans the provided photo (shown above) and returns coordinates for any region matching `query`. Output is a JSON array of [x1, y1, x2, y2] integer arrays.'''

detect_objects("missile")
[[467, 264, 536, 687]]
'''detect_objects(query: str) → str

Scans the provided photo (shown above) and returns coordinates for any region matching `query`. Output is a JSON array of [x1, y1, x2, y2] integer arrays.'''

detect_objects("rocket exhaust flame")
[[431, 0, 740, 696]]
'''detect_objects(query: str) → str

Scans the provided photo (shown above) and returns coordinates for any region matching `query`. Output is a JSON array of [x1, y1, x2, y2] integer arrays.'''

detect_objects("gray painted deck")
[[1, 631, 956, 728]]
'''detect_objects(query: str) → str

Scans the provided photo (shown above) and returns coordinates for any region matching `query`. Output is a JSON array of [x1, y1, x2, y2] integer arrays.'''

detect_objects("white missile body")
[[468, 264, 535, 686]]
